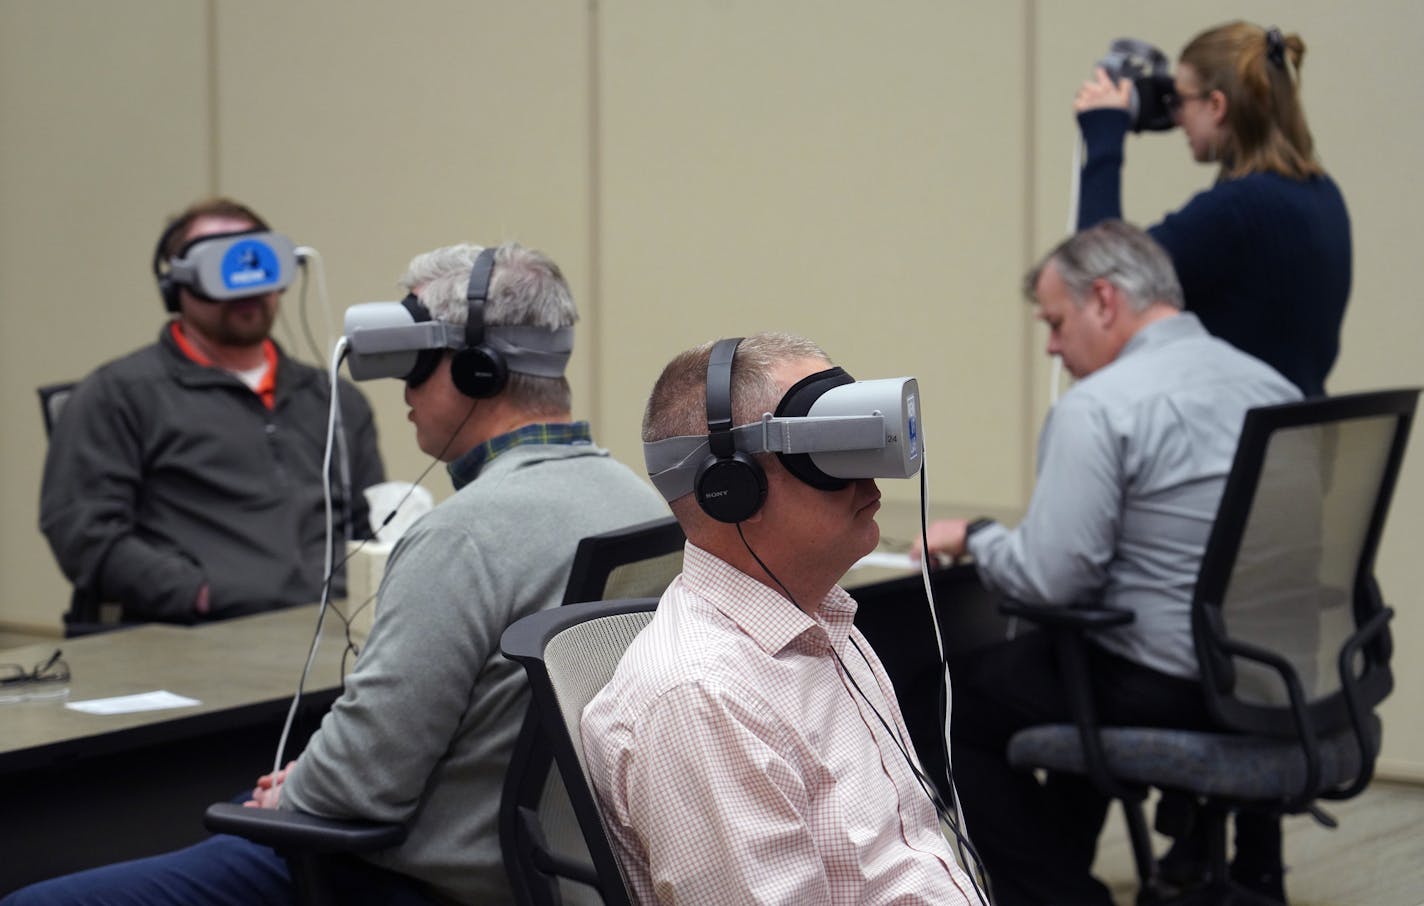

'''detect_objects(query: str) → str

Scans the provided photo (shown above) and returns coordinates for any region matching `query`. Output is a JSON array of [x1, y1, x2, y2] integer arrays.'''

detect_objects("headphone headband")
[[705, 338, 742, 459], [464, 246, 496, 349], [447, 245, 509, 398]]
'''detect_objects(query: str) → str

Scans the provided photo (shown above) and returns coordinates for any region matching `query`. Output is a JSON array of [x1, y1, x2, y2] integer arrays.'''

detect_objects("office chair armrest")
[[204, 802, 407, 854], [1328, 606, 1395, 801], [999, 600, 1142, 801], [1205, 626, 1329, 812], [998, 600, 1135, 631]]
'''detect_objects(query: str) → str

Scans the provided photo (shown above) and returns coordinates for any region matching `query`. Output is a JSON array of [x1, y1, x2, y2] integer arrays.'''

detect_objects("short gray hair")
[[398, 241, 577, 414], [1024, 220, 1183, 312], [643, 332, 830, 444]]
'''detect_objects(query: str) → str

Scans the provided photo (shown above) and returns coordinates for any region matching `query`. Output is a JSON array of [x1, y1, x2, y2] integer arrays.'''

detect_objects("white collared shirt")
[[582, 543, 975, 905]]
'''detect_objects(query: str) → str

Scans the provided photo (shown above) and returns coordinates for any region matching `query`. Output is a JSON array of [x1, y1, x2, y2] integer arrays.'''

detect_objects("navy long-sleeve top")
[[1077, 108, 1351, 397]]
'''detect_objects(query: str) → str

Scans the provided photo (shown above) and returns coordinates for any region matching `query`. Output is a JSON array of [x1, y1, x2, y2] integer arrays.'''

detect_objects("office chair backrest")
[[502, 598, 659, 906], [37, 382, 78, 438], [561, 516, 685, 605], [1193, 389, 1418, 739], [502, 517, 683, 905]]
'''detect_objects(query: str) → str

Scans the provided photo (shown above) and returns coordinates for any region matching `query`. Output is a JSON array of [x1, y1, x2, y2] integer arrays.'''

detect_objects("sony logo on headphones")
[[702, 490, 730, 499]]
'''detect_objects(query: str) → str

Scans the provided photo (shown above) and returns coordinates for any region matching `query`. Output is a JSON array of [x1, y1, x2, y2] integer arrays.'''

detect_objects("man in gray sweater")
[[5, 241, 668, 906]]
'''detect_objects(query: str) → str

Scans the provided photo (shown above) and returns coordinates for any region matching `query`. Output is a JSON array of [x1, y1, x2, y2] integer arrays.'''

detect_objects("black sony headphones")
[[448, 246, 509, 399], [695, 338, 767, 523]]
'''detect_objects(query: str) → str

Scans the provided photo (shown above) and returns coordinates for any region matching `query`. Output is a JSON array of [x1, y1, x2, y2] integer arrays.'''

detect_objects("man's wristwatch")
[[964, 517, 996, 543]]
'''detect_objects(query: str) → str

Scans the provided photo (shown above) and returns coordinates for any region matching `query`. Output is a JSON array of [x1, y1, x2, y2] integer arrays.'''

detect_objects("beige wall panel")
[[6, 0, 1422, 778], [0, 0, 211, 631], [1034, 1, 1424, 774], [211, 0, 592, 495], [595, 0, 1034, 512]]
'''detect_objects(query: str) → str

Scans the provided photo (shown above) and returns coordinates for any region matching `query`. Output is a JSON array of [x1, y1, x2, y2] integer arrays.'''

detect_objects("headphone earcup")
[[694, 452, 767, 524], [450, 344, 509, 399], [153, 215, 189, 314], [158, 275, 179, 313]]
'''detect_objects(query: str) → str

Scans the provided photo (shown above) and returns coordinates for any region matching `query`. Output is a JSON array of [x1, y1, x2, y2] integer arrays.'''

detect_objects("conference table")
[[0, 604, 348, 893]]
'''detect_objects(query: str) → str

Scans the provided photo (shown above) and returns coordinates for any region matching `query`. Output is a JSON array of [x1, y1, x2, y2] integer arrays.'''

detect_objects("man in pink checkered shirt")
[[582, 333, 980, 905]]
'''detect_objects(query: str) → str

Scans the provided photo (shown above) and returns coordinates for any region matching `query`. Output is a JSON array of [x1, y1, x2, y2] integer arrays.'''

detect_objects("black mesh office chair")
[[501, 598, 662, 906], [501, 516, 684, 906], [1002, 389, 1419, 905], [37, 382, 77, 437], [204, 517, 682, 905]]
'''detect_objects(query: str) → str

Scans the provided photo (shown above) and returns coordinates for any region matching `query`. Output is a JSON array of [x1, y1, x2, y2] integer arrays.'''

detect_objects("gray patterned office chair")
[[501, 516, 684, 906], [501, 598, 662, 906], [1002, 389, 1419, 905]]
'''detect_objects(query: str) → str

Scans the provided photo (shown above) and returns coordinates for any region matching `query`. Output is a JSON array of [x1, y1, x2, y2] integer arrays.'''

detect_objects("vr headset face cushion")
[[774, 366, 854, 491], [399, 294, 445, 388]]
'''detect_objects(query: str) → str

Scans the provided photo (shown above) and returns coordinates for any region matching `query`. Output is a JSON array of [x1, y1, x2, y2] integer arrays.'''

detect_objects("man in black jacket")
[[39, 197, 384, 623]]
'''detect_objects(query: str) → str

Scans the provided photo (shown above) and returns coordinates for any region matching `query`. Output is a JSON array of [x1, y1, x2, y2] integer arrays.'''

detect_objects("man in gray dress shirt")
[[915, 220, 1299, 906]]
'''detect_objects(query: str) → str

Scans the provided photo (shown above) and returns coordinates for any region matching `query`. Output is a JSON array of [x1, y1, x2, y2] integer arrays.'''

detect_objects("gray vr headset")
[[164, 230, 298, 302], [343, 247, 572, 395], [645, 358, 922, 514], [342, 300, 573, 384]]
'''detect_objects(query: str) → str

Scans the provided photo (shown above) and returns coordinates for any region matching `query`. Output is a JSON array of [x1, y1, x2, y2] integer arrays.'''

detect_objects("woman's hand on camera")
[[1074, 67, 1133, 113]]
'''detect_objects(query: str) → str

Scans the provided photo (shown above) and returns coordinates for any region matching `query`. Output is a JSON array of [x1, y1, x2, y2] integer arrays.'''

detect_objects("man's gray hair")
[[1024, 220, 1184, 313], [643, 332, 830, 445], [398, 241, 576, 413]]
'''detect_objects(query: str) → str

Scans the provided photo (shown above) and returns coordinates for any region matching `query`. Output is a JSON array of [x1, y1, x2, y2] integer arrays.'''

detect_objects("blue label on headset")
[[907, 396, 920, 459], [221, 239, 283, 291]]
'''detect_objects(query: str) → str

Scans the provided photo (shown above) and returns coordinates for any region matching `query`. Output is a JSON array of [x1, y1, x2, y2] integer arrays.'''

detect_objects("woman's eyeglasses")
[[1166, 90, 1209, 113]]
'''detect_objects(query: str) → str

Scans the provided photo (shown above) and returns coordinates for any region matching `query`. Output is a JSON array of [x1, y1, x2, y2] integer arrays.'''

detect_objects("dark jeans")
[[0, 834, 438, 906], [949, 631, 1216, 906]]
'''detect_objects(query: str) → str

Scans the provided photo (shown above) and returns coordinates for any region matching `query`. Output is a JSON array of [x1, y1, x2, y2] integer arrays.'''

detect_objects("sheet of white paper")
[[65, 690, 201, 715], [850, 550, 917, 571]]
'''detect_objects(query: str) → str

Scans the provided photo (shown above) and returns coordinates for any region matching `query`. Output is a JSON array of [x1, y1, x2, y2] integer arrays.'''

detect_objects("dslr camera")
[[1097, 38, 1178, 132]]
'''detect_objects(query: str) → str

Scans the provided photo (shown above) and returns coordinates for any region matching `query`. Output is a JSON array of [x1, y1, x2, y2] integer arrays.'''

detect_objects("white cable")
[[917, 459, 948, 662], [272, 335, 348, 774], [294, 245, 338, 362], [916, 459, 989, 903]]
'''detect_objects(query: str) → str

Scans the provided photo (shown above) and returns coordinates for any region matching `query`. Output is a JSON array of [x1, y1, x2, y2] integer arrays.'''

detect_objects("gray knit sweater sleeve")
[[279, 442, 669, 903]]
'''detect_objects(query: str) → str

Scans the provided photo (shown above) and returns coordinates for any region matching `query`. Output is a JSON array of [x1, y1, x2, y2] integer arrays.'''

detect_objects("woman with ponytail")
[[1075, 21, 1349, 399], [1072, 22, 1346, 902]]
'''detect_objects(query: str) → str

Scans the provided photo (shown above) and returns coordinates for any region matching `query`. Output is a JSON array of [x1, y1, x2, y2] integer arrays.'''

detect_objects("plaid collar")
[[447, 420, 593, 490]]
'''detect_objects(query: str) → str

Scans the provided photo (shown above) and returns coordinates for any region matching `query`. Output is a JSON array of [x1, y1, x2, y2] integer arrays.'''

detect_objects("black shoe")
[[1229, 862, 1286, 904], [1156, 836, 1208, 890]]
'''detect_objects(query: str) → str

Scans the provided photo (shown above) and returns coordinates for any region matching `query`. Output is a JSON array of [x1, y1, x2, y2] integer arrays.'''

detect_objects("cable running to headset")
[[273, 249, 505, 772]]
